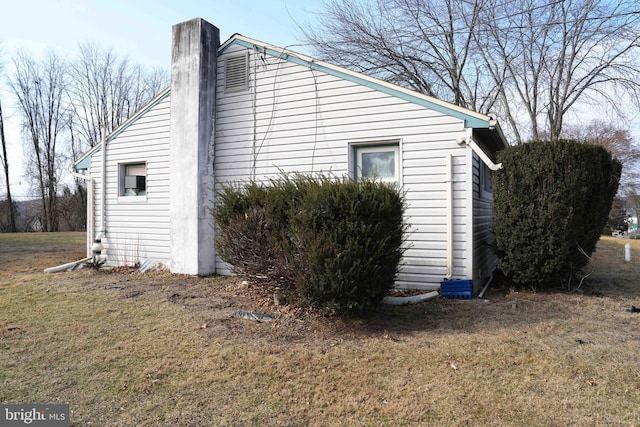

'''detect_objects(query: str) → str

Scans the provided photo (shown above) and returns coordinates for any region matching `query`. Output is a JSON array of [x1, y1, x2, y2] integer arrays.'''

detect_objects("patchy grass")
[[582, 236, 640, 297], [1, 232, 640, 426]]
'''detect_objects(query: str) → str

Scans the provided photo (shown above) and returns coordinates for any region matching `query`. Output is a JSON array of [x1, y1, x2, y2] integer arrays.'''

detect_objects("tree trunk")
[[0, 99, 17, 232]]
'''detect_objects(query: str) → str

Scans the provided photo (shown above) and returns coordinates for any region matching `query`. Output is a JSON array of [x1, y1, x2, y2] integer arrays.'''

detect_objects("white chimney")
[[169, 18, 219, 275]]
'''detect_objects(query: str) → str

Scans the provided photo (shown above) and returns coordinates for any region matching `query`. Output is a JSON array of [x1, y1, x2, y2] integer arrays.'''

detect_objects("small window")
[[479, 162, 492, 197], [225, 52, 249, 93], [121, 163, 147, 196], [354, 144, 400, 184]]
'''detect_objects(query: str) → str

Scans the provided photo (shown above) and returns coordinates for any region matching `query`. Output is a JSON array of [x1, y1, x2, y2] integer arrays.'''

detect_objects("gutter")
[[45, 257, 92, 273]]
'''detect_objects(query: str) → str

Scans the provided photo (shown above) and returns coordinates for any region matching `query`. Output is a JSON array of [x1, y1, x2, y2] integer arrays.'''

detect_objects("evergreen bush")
[[493, 139, 621, 289], [289, 175, 406, 314], [212, 173, 406, 314]]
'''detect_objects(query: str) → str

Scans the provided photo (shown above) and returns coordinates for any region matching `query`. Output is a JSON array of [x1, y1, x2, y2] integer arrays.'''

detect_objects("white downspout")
[[456, 129, 503, 171], [445, 153, 454, 280], [93, 127, 107, 261], [100, 127, 107, 235], [71, 171, 94, 258], [456, 128, 503, 290], [72, 127, 107, 262]]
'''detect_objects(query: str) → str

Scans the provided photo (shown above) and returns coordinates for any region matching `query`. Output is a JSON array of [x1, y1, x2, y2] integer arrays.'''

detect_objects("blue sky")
[[1, 0, 316, 67], [0, 0, 320, 198]]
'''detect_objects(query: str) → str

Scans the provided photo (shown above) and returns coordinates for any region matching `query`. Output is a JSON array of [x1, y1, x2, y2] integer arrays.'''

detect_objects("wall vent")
[[225, 52, 249, 93]]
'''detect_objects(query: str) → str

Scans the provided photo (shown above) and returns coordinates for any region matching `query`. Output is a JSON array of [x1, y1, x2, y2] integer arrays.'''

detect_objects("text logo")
[[1, 405, 69, 426]]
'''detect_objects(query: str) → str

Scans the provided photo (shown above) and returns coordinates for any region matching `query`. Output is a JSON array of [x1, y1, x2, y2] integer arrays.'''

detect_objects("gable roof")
[[220, 34, 503, 132], [74, 33, 507, 171]]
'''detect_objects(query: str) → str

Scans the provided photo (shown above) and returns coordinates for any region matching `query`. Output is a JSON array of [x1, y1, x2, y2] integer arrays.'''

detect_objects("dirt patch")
[[73, 266, 481, 350]]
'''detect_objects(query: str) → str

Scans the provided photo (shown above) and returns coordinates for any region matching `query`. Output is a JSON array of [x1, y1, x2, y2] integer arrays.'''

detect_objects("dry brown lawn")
[[1, 233, 639, 426]]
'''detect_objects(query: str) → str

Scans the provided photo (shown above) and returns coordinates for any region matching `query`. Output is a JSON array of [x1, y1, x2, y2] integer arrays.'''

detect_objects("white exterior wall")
[[214, 45, 472, 289], [91, 94, 171, 267]]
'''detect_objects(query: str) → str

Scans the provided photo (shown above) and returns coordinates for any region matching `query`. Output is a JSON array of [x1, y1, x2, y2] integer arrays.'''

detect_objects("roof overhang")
[[474, 120, 509, 159]]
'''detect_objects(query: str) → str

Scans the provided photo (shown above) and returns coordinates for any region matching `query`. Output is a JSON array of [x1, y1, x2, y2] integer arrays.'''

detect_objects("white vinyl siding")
[[90, 94, 171, 267], [214, 45, 472, 289]]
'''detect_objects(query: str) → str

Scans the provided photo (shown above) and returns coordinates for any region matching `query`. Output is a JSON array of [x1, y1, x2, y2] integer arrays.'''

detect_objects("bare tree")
[[0, 47, 18, 232], [304, 0, 640, 144], [68, 42, 169, 151], [562, 120, 640, 179], [625, 183, 640, 224], [9, 51, 68, 232], [302, 0, 500, 113], [480, 0, 640, 143], [0, 98, 17, 232]]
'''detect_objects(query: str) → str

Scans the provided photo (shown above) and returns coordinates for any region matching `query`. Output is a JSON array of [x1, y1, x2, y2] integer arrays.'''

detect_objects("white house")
[[73, 18, 508, 291]]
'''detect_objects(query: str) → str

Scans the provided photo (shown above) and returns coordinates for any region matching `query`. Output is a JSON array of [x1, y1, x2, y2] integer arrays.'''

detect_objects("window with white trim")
[[354, 144, 400, 184], [120, 163, 147, 197]]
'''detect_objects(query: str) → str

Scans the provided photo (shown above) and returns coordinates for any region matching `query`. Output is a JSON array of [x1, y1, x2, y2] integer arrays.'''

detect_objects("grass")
[[1, 233, 640, 426]]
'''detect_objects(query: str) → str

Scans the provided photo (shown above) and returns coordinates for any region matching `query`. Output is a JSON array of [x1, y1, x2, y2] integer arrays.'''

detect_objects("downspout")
[[71, 170, 94, 258], [456, 129, 503, 171], [94, 127, 107, 261], [100, 127, 107, 236], [456, 127, 503, 294], [445, 154, 454, 279]]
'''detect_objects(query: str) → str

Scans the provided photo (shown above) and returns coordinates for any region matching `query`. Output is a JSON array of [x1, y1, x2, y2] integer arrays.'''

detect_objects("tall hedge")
[[212, 173, 406, 314], [493, 140, 621, 289]]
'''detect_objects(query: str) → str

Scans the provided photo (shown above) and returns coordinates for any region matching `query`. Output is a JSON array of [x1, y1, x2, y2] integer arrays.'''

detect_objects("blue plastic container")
[[440, 279, 474, 299]]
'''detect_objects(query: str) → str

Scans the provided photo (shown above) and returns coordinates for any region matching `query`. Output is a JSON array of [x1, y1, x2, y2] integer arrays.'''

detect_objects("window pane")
[[362, 151, 395, 178], [126, 164, 146, 176], [121, 163, 147, 197]]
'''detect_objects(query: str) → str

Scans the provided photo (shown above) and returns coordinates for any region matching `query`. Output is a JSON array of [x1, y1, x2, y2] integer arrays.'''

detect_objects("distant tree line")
[[0, 42, 169, 232]]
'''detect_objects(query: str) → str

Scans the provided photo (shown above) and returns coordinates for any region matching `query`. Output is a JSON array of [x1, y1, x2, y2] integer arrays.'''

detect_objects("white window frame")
[[353, 142, 401, 185], [118, 162, 147, 201]]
